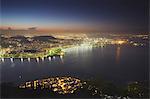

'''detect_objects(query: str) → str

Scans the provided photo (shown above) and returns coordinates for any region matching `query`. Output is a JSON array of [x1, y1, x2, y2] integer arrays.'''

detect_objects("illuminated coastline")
[[0, 34, 148, 59]]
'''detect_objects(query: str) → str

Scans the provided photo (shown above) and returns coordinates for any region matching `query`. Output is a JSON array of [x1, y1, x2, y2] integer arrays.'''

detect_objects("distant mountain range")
[[1, 35, 57, 44], [32, 36, 56, 41], [0, 29, 53, 37]]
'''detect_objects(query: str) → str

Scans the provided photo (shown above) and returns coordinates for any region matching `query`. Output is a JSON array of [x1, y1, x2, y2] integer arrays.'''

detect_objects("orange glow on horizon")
[[0, 25, 98, 33]]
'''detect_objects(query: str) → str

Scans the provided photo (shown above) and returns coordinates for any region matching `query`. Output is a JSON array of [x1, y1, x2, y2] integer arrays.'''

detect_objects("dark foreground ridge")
[[0, 76, 149, 98]]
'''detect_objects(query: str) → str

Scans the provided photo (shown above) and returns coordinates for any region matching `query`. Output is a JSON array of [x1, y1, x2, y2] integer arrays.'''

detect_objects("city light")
[[19, 77, 84, 94]]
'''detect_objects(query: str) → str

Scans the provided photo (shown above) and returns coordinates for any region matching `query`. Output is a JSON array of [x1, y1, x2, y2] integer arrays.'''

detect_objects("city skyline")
[[0, 0, 149, 98]]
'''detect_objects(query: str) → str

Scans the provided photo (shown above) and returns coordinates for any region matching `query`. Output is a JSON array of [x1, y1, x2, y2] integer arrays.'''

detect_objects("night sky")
[[1, 0, 148, 32]]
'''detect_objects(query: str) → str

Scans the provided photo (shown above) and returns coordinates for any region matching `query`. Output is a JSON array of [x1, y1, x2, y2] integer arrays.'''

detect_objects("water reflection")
[[10, 63, 15, 68], [64, 44, 93, 54], [60, 56, 64, 63], [48, 57, 51, 61], [36, 58, 39, 63], [116, 46, 121, 64], [41, 57, 45, 61], [0, 45, 149, 98], [21, 58, 24, 62], [0, 56, 64, 65], [0, 45, 148, 97], [2, 58, 5, 62], [10, 58, 14, 63], [27, 58, 31, 62]]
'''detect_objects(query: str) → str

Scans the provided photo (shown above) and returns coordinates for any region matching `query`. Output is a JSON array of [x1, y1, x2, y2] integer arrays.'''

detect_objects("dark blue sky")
[[1, 0, 148, 32]]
